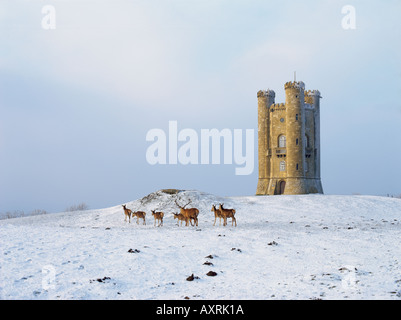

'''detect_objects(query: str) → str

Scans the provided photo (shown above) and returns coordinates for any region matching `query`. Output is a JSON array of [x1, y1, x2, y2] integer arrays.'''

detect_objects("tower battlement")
[[284, 81, 305, 90], [271, 103, 285, 109], [304, 90, 321, 97], [257, 89, 276, 98], [256, 80, 323, 196], [304, 90, 321, 105]]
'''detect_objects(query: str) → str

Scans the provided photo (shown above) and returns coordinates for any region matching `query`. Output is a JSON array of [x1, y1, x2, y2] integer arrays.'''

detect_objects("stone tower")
[[256, 81, 323, 195]]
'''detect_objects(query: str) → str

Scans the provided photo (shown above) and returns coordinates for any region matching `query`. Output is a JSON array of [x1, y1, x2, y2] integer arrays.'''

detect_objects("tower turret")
[[305, 89, 323, 193], [284, 81, 307, 194], [256, 89, 275, 195]]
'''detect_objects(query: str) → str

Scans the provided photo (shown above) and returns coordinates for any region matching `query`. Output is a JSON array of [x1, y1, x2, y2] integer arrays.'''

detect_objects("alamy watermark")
[[146, 121, 254, 175], [40, 4, 355, 31], [42, 264, 56, 290], [341, 5, 356, 30], [41, 5, 56, 30]]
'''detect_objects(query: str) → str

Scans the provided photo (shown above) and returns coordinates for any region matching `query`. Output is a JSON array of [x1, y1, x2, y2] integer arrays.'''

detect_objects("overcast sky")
[[1, 0, 400, 213]]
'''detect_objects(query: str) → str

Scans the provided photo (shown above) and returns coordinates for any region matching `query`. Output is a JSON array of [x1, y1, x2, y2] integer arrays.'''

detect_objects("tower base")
[[256, 178, 270, 195], [257, 178, 323, 195]]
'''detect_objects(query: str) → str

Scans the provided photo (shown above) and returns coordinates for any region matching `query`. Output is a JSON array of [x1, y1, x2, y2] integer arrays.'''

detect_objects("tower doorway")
[[278, 181, 286, 195]]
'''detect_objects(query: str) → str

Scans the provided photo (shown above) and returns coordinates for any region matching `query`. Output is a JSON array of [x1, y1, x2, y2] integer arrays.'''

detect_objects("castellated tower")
[[256, 81, 323, 195]]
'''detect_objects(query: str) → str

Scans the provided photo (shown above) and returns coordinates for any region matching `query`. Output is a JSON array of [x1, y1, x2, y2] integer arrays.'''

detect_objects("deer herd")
[[122, 199, 237, 227]]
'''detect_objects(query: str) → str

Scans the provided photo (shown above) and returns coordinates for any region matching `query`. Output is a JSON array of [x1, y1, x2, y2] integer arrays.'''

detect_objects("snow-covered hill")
[[1, 190, 400, 300]]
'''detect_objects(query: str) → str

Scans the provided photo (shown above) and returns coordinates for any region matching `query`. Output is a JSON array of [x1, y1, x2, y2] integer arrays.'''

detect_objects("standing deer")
[[151, 210, 164, 227], [172, 212, 189, 226], [122, 204, 133, 223], [174, 199, 199, 226], [132, 211, 146, 225], [219, 203, 237, 227], [211, 204, 225, 226]]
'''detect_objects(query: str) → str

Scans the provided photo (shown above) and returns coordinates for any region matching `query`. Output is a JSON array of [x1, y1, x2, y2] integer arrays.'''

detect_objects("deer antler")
[[175, 197, 192, 209], [183, 200, 191, 208], [174, 199, 182, 208]]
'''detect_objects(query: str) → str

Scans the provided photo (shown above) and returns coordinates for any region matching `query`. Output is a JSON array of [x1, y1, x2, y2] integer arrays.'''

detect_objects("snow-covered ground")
[[1, 190, 401, 300]]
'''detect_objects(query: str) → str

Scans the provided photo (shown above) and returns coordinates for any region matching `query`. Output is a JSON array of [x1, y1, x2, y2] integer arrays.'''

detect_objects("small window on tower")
[[296, 138, 299, 145], [296, 114, 299, 121], [280, 161, 286, 171], [279, 135, 286, 148], [296, 163, 299, 170]]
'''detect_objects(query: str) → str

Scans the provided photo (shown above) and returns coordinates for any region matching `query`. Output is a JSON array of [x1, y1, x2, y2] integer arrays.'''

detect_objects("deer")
[[174, 198, 199, 227], [172, 212, 189, 226], [211, 204, 225, 226], [219, 203, 237, 227], [132, 210, 146, 225], [122, 204, 133, 223], [151, 210, 164, 227]]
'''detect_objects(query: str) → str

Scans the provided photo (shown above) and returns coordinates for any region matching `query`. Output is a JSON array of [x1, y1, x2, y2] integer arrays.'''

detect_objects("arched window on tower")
[[280, 161, 286, 171], [278, 135, 286, 148], [305, 135, 310, 148]]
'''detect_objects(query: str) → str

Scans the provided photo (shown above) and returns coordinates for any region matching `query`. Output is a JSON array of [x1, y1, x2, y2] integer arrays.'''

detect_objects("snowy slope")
[[1, 190, 401, 300]]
